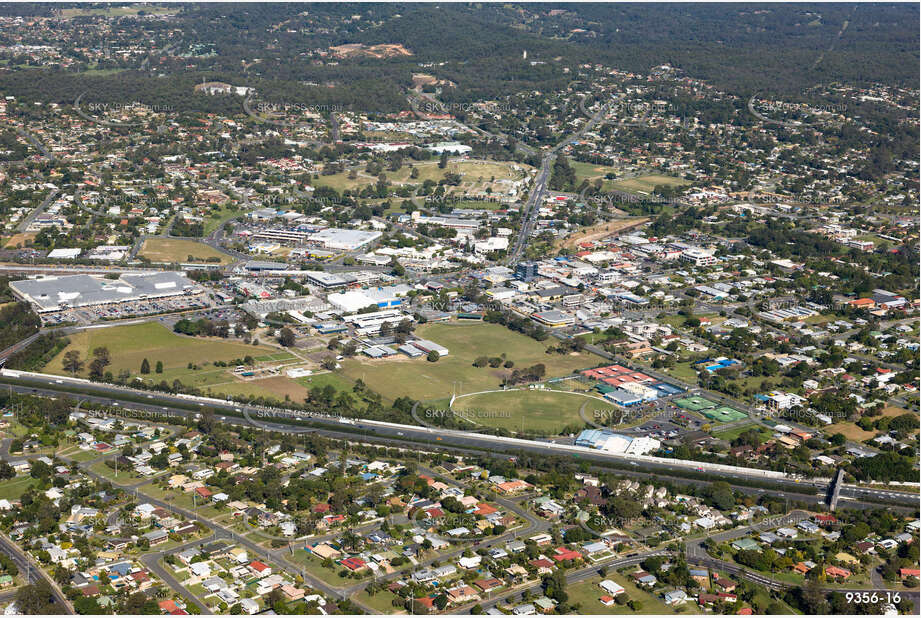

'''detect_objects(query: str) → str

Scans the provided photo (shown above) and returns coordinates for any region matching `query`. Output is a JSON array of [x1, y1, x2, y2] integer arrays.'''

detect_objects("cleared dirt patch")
[[558, 217, 649, 250]]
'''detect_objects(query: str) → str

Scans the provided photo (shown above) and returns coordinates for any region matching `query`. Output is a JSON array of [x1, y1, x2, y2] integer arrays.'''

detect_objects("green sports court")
[[673, 396, 717, 411], [700, 406, 748, 422]]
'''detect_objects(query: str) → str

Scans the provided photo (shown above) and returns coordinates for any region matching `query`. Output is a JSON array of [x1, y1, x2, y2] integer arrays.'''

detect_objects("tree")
[[426, 350, 440, 362], [140, 358, 150, 374], [155, 360, 163, 374], [62, 350, 84, 376], [279, 327, 296, 348], [15, 581, 60, 614], [91, 346, 110, 366], [707, 481, 736, 510], [321, 357, 337, 371]]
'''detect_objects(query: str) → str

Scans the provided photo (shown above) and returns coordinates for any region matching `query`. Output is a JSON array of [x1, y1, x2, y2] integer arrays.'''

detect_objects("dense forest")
[[0, 3, 915, 112]]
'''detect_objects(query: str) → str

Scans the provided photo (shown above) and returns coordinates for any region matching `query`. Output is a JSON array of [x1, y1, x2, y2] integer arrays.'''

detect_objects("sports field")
[[139, 238, 233, 265], [448, 199, 507, 210], [314, 159, 531, 197], [338, 322, 601, 402], [605, 173, 691, 195], [450, 389, 618, 434], [571, 161, 620, 186], [45, 322, 298, 398]]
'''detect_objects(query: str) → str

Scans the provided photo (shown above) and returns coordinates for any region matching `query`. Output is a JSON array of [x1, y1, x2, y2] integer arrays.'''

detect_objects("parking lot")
[[41, 293, 215, 326]]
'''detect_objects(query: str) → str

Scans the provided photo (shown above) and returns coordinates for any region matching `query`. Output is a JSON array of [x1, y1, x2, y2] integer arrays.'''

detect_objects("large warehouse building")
[[308, 228, 382, 251], [327, 284, 412, 313], [575, 429, 660, 456], [10, 272, 200, 312]]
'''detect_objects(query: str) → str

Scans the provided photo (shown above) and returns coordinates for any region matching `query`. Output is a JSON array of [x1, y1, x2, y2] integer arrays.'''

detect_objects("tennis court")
[[701, 406, 748, 422], [674, 396, 717, 411]]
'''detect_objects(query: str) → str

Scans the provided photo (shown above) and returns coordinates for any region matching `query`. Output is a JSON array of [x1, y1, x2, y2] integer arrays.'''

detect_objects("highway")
[[1, 370, 917, 512], [507, 91, 615, 266], [0, 376, 915, 614]]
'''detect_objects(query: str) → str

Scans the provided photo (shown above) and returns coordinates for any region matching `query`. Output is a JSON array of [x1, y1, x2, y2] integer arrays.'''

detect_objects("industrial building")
[[575, 429, 660, 455], [10, 272, 200, 313]]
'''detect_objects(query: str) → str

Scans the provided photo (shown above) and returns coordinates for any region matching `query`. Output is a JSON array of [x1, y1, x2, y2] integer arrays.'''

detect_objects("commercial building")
[[47, 248, 82, 259], [618, 381, 658, 402], [515, 261, 539, 281], [10, 272, 200, 313], [531, 310, 576, 328], [303, 271, 354, 289], [603, 389, 643, 407], [575, 429, 660, 455], [308, 228, 382, 251], [680, 248, 718, 267], [426, 141, 473, 155], [252, 228, 315, 245], [327, 285, 411, 314]]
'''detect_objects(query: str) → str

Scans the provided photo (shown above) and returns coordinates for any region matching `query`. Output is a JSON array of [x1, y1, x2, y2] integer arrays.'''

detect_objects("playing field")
[[139, 238, 233, 265], [314, 159, 531, 197], [45, 322, 297, 396], [605, 173, 691, 195], [338, 322, 602, 402], [571, 161, 620, 185], [450, 388, 618, 434], [448, 199, 507, 210]]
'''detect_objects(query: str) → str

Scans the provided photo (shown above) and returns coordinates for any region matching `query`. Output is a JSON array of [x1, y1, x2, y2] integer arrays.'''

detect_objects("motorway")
[[1, 372, 917, 513], [0, 378, 915, 614], [569, 338, 918, 507]]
